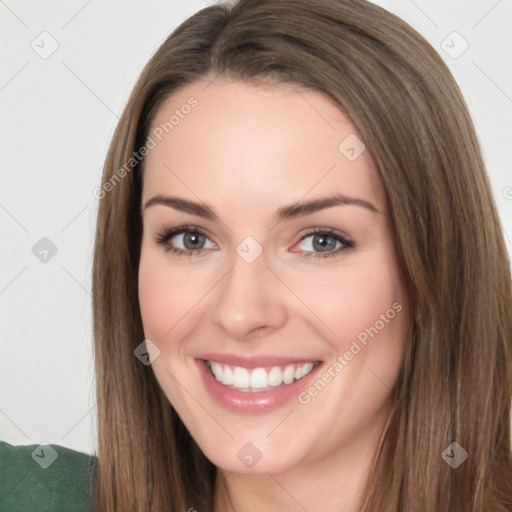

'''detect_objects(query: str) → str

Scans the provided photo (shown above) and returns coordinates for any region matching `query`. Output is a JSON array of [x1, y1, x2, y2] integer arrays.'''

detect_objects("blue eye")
[[154, 226, 354, 259], [293, 228, 355, 260], [154, 226, 214, 257]]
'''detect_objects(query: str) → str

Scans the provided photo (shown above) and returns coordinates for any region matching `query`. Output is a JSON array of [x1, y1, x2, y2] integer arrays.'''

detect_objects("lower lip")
[[196, 359, 323, 414]]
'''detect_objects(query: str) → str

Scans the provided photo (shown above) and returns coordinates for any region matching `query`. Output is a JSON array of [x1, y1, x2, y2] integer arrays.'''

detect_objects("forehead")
[[141, 78, 386, 216]]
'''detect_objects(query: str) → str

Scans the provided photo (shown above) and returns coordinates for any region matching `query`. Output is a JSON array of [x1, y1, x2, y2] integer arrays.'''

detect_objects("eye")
[[154, 225, 215, 257], [154, 225, 354, 260], [291, 228, 355, 260]]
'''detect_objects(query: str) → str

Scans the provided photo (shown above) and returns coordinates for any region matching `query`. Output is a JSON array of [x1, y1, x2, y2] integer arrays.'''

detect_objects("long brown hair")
[[91, 0, 512, 510]]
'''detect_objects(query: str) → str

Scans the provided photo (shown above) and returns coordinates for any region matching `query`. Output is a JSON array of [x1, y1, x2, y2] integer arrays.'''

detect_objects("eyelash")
[[153, 225, 355, 260]]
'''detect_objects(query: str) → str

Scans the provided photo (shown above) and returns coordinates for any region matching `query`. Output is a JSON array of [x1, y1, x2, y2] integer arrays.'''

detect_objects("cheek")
[[293, 254, 407, 352], [138, 253, 197, 342], [138, 262, 173, 340]]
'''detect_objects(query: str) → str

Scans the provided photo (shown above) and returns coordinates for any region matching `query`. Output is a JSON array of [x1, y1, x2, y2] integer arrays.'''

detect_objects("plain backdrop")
[[1, 0, 511, 456]]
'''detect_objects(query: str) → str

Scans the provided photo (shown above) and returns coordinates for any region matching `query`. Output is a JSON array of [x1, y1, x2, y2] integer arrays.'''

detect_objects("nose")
[[210, 248, 288, 341]]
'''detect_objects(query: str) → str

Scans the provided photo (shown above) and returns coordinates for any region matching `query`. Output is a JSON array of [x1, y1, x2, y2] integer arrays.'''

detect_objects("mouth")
[[195, 352, 324, 413], [202, 359, 320, 392]]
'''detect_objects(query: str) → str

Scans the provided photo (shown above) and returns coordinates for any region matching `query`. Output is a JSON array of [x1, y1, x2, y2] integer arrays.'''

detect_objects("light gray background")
[[1, 0, 511, 456]]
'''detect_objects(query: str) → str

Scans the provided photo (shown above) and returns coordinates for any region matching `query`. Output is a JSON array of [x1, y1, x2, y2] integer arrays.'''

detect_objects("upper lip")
[[196, 353, 322, 369]]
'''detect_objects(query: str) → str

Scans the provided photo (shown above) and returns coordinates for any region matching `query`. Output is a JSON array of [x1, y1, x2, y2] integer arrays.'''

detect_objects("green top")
[[0, 441, 96, 512]]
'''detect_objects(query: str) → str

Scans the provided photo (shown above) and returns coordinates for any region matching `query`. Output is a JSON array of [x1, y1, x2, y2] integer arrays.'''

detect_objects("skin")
[[138, 77, 411, 512]]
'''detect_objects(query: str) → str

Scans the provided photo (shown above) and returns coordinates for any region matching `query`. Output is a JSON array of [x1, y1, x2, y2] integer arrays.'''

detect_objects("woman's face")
[[138, 77, 410, 475]]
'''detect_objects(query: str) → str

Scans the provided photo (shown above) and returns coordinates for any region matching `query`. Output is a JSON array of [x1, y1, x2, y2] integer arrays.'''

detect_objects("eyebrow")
[[142, 193, 380, 223]]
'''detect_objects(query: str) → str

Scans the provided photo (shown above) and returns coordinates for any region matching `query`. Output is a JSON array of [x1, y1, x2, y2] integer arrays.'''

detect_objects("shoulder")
[[0, 440, 97, 512]]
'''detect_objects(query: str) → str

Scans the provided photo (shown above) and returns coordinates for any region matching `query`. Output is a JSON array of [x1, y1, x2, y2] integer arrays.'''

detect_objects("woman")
[[93, 0, 512, 510], [6, 0, 507, 511], [90, 0, 512, 510]]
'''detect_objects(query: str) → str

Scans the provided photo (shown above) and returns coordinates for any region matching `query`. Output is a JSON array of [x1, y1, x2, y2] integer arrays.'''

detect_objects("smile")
[[196, 354, 324, 413], [206, 360, 317, 392]]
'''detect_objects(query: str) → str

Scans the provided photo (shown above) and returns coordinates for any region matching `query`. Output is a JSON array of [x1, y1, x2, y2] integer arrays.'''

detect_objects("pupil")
[[184, 233, 204, 250], [313, 234, 335, 252]]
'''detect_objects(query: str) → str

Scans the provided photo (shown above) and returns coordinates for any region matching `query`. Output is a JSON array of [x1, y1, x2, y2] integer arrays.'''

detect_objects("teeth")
[[211, 362, 223, 382], [223, 366, 234, 385], [268, 366, 283, 387], [283, 365, 295, 384], [250, 368, 268, 389], [233, 367, 250, 388], [207, 360, 316, 392]]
